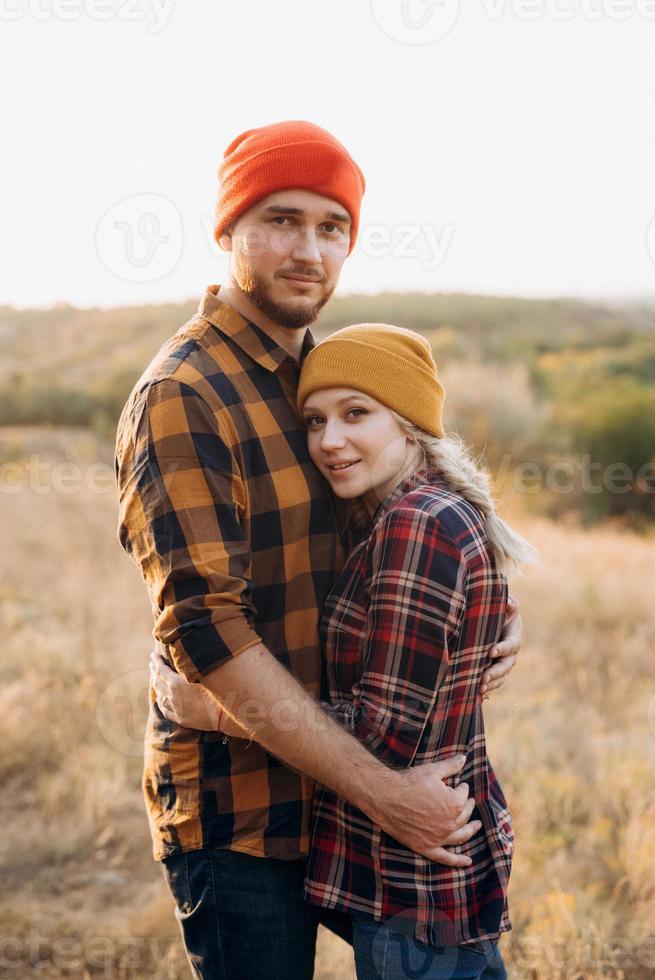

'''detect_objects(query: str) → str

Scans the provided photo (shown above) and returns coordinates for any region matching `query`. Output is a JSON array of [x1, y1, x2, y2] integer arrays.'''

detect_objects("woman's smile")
[[324, 458, 361, 474]]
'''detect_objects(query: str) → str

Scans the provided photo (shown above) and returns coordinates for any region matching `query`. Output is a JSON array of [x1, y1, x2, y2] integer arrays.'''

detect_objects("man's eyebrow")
[[263, 205, 351, 225], [325, 210, 351, 225], [264, 206, 303, 215]]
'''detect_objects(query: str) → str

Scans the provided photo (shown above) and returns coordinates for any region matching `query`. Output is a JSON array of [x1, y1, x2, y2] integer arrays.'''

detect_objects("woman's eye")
[[305, 416, 324, 428], [347, 408, 367, 419], [272, 216, 292, 226]]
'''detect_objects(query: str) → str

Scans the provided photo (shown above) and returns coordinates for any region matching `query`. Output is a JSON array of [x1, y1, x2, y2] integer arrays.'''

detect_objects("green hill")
[[1, 292, 653, 524]]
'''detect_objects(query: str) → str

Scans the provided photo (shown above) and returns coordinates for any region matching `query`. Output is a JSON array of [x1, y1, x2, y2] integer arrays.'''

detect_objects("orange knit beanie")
[[213, 120, 366, 254]]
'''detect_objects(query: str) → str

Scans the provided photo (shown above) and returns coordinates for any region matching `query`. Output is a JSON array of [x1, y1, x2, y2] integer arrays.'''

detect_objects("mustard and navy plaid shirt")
[[115, 285, 343, 862], [304, 470, 513, 946]]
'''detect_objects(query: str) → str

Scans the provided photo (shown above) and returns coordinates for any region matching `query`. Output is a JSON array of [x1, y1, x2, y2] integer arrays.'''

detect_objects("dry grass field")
[[1, 427, 654, 979]]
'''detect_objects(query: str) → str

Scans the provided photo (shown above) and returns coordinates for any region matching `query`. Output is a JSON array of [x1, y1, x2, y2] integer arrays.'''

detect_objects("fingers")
[[490, 633, 520, 659], [149, 659, 168, 695], [149, 653, 170, 688], [424, 846, 473, 868], [149, 654, 178, 721], [425, 810, 483, 865], [150, 649, 175, 679], [481, 654, 517, 694], [152, 680, 177, 722], [453, 781, 470, 806], [432, 754, 467, 780], [439, 819, 482, 847], [453, 795, 476, 829], [150, 652, 186, 699], [491, 595, 522, 659], [505, 594, 519, 621]]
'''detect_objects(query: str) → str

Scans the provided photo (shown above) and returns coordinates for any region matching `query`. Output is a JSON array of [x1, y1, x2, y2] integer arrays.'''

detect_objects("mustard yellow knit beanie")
[[297, 323, 445, 437]]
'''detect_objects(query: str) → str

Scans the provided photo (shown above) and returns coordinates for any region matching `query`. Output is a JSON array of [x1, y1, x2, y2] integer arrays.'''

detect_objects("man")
[[115, 121, 521, 979]]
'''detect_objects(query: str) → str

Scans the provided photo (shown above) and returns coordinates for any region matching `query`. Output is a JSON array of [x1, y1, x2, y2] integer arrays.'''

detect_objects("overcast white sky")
[[2, 0, 655, 308]]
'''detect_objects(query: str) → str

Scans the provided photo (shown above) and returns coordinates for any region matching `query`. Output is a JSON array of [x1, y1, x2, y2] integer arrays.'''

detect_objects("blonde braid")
[[340, 413, 537, 571], [397, 417, 538, 573]]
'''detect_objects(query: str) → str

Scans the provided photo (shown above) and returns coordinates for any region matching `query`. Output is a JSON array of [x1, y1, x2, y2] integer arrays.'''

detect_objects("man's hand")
[[151, 646, 480, 866], [480, 594, 522, 701], [152, 642, 482, 867], [362, 754, 481, 868]]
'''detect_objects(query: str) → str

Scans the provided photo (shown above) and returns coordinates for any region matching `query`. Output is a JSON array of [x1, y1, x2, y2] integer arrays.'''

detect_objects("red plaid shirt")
[[304, 469, 513, 947]]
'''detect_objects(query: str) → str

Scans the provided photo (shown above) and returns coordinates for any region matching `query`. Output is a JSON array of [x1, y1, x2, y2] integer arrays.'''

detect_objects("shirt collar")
[[370, 466, 445, 527], [198, 284, 316, 374]]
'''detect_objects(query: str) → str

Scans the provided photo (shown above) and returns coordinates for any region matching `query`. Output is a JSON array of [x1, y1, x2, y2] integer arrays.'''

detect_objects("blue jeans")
[[352, 915, 507, 980], [162, 848, 352, 979]]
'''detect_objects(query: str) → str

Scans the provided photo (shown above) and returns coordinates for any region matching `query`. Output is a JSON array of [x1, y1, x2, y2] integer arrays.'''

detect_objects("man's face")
[[220, 189, 352, 329]]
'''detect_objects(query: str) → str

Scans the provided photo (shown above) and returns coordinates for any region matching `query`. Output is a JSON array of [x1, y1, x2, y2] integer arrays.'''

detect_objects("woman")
[[152, 324, 536, 979]]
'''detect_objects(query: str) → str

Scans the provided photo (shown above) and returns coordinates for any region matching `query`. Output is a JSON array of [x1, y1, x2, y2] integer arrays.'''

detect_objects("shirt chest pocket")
[[321, 625, 364, 701]]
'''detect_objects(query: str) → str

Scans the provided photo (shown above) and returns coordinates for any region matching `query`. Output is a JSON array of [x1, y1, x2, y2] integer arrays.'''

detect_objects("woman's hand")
[[149, 649, 244, 736], [480, 594, 522, 701]]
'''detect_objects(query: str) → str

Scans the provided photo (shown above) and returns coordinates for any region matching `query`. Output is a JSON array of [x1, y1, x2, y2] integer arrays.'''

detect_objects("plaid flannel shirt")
[[115, 285, 343, 862], [304, 470, 513, 947]]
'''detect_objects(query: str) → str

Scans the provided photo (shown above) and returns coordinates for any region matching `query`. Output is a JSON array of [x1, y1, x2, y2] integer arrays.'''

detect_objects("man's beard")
[[234, 256, 334, 329]]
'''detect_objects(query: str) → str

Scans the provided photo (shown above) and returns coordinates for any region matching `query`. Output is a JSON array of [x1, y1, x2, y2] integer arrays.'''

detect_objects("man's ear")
[[217, 227, 234, 253]]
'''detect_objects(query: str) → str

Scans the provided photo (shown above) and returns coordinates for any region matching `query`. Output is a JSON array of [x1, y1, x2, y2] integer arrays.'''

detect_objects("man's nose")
[[292, 227, 322, 264]]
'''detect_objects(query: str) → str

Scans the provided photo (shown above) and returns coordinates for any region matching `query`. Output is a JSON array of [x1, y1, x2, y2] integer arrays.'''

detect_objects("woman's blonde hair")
[[347, 415, 538, 574]]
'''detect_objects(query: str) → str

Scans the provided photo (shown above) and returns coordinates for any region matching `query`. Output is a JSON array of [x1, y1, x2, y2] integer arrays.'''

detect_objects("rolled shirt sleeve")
[[324, 507, 468, 768], [116, 377, 262, 682]]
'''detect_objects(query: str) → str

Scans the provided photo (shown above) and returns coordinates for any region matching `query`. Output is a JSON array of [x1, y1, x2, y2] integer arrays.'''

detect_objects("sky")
[[2, 0, 655, 309]]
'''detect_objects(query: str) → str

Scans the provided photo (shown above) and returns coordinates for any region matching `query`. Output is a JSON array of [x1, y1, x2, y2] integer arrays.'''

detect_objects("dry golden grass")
[[1, 428, 654, 979]]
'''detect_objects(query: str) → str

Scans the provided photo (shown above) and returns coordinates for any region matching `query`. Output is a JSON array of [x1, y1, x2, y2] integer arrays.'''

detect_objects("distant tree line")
[[1, 293, 653, 525]]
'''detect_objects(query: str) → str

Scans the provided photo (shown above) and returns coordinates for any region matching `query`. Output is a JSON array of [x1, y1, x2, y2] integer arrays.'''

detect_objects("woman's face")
[[302, 387, 416, 513]]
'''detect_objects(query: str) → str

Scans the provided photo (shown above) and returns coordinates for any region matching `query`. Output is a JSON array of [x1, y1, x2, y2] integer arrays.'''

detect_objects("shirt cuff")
[[160, 614, 263, 683]]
